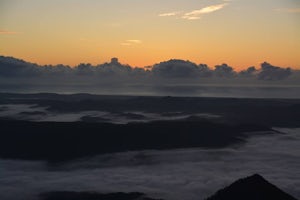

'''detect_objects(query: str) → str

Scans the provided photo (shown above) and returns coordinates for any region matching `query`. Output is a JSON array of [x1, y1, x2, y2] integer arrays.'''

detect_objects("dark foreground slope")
[[39, 174, 298, 200], [0, 119, 272, 162], [206, 174, 298, 200]]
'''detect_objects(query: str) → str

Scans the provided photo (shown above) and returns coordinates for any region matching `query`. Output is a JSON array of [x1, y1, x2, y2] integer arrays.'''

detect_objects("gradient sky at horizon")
[[0, 0, 299, 69]]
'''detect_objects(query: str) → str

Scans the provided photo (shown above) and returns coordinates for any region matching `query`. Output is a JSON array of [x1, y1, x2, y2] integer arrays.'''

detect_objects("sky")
[[0, 0, 299, 70]]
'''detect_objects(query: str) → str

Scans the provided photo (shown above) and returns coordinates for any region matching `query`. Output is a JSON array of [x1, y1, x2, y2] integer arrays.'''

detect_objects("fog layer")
[[0, 128, 299, 200]]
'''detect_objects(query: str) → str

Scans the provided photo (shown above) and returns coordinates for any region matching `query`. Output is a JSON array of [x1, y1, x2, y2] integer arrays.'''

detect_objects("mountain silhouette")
[[38, 174, 298, 200], [206, 174, 298, 200]]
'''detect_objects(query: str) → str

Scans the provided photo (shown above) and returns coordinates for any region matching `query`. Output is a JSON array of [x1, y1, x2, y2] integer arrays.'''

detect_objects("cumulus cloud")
[[75, 63, 95, 76], [152, 59, 200, 78], [182, 3, 228, 20], [198, 64, 213, 77], [0, 56, 297, 81], [239, 66, 257, 77], [0, 56, 299, 97], [0, 56, 40, 77], [214, 63, 235, 77], [258, 62, 292, 80], [95, 58, 132, 77]]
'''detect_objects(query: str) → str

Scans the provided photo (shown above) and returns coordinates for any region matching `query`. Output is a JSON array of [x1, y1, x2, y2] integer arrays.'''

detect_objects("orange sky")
[[0, 0, 299, 70]]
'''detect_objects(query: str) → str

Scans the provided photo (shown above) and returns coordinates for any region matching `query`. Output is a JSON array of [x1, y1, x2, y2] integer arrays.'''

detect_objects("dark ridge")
[[0, 119, 272, 162], [39, 191, 163, 200], [1, 92, 300, 127], [39, 175, 298, 200], [206, 174, 298, 200]]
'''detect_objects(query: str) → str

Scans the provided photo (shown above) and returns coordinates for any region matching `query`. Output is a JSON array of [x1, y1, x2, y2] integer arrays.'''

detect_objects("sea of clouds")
[[0, 128, 299, 200], [0, 104, 220, 123]]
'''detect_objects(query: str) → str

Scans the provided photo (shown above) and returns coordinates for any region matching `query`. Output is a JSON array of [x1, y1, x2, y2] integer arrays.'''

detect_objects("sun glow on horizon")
[[0, 0, 299, 70]]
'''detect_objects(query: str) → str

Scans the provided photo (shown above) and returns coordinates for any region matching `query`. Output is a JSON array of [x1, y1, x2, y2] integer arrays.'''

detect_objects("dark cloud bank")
[[1, 56, 300, 98]]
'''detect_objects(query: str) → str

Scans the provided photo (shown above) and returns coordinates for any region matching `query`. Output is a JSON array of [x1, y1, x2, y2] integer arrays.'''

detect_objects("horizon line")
[[0, 54, 298, 71]]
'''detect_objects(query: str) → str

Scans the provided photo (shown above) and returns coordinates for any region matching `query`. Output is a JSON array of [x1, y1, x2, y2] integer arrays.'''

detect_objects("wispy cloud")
[[0, 30, 19, 35], [121, 40, 142, 46], [126, 40, 142, 44], [182, 3, 228, 20], [274, 8, 300, 13], [158, 3, 229, 20], [159, 11, 181, 17]]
